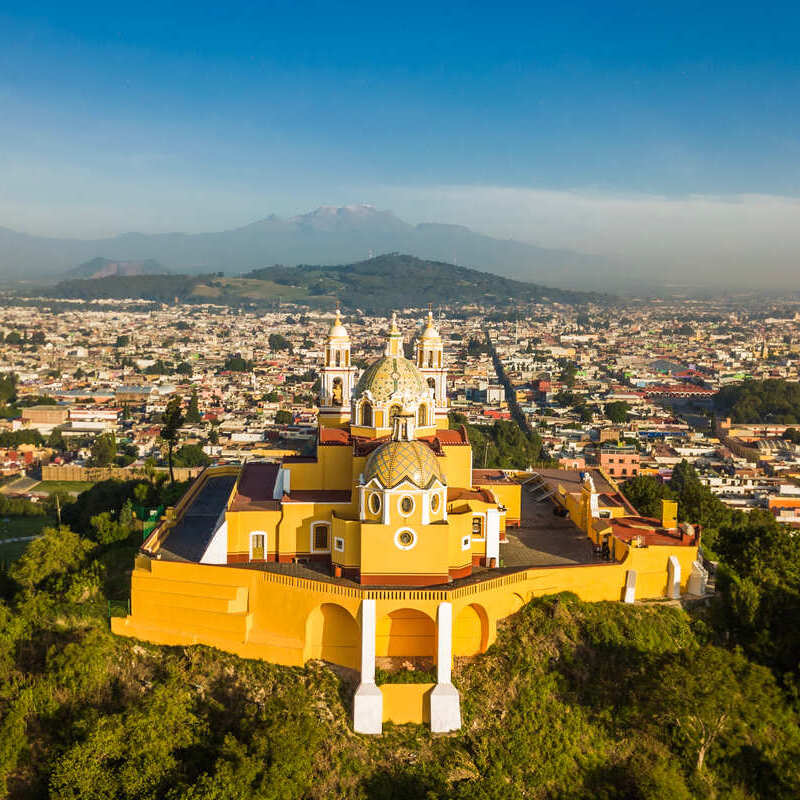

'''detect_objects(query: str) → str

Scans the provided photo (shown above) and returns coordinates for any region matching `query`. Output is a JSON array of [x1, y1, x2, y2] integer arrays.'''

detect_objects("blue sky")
[[1, 1, 800, 283]]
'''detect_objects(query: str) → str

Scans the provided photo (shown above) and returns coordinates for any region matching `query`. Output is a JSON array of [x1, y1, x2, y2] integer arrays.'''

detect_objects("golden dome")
[[327, 309, 349, 339], [355, 356, 427, 403], [363, 440, 444, 489]]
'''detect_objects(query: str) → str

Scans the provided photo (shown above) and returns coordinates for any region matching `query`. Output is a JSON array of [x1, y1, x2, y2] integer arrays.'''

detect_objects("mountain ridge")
[[45, 253, 607, 312], [0, 205, 615, 290]]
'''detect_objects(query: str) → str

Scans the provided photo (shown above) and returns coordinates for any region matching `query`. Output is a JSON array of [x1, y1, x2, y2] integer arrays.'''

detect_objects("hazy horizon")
[[2, 3, 800, 288]]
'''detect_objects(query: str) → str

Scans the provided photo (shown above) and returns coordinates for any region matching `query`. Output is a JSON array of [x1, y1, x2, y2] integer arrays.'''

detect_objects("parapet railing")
[[253, 563, 533, 602]]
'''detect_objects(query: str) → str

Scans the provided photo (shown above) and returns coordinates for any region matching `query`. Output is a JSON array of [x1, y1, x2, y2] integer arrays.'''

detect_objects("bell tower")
[[416, 308, 449, 429], [319, 308, 357, 428]]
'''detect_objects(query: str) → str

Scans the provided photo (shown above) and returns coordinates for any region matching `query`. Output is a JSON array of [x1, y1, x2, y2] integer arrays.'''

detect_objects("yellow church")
[[113, 310, 707, 734]]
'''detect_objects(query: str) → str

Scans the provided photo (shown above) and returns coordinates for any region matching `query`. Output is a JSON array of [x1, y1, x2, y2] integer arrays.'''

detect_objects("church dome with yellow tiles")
[[363, 438, 444, 489], [354, 355, 427, 404]]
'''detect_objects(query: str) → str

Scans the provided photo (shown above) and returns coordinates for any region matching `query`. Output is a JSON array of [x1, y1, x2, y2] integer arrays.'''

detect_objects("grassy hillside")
[[1, 480, 798, 800], [43, 254, 604, 312]]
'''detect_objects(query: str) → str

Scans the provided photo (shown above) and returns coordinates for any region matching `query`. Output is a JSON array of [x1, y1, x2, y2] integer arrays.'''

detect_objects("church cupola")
[[385, 312, 404, 357], [319, 307, 357, 428]]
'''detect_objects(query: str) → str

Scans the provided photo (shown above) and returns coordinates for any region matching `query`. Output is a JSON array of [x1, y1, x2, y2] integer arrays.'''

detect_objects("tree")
[[185, 388, 202, 423], [268, 333, 293, 353], [644, 646, 794, 776], [174, 444, 210, 468], [9, 526, 94, 592], [47, 428, 66, 450], [621, 475, 675, 518], [115, 334, 130, 347], [223, 355, 250, 372], [275, 410, 292, 425], [605, 401, 630, 424], [176, 361, 193, 376], [90, 433, 116, 467], [161, 396, 184, 485]]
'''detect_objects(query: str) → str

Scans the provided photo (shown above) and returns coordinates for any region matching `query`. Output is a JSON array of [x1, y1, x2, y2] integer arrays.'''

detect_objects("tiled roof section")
[[354, 355, 426, 402], [283, 490, 352, 503], [229, 462, 281, 511], [319, 426, 352, 445], [610, 517, 698, 547], [535, 467, 637, 514], [434, 427, 470, 445], [472, 469, 516, 484], [447, 487, 495, 504], [364, 440, 444, 489]]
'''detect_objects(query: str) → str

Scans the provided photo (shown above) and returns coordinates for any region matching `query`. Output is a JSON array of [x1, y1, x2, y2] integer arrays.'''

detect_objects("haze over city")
[[2, 2, 800, 288]]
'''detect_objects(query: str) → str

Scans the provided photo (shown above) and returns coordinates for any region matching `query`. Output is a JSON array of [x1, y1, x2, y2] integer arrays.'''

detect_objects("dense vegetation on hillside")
[[44, 255, 602, 313], [1, 469, 798, 798], [449, 413, 544, 470], [715, 379, 800, 423], [245, 254, 601, 313]]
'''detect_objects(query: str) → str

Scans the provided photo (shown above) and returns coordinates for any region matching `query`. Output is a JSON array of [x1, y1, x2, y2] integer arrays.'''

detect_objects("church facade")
[[113, 310, 705, 734]]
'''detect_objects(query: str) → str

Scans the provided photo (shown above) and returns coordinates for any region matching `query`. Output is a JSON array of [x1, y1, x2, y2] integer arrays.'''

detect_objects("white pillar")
[[687, 560, 708, 596], [623, 570, 636, 604], [430, 602, 461, 733], [353, 598, 382, 734], [667, 556, 681, 599], [485, 508, 500, 566]]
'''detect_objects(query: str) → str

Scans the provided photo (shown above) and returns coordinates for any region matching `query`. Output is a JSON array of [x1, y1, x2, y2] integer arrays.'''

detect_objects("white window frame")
[[397, 494, 416, 518], [368, 491, 382, 515], [394, 527, 417, 551], [471, 512, 486, 541], [334, 536, 345, 552], [310, 520, 331, 554], [249, 530, 267, 560], [461, 534, 471, 551]]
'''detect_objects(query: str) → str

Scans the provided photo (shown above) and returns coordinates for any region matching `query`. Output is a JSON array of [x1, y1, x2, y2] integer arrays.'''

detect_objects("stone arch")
[[454, 603, 489, 656], [305, 603, 360, 670], [376, 608, 435, 658]]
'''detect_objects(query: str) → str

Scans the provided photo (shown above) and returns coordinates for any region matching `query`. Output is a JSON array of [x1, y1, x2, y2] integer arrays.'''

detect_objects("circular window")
[[399, 495, 415, 516], [394, 528, 417, 550], [430, 492, 440, 513], [368, 492, 382, 515]]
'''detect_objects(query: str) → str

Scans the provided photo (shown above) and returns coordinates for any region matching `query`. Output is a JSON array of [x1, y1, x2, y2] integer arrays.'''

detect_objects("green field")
[[0, 515, 56, 541], [0, 539, 32, 563], [0, 515, 56, 563], [31, 480, 96, 495]]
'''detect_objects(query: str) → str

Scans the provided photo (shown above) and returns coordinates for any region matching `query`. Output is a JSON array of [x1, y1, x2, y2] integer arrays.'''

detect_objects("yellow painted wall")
[[475, 481, 521, 523], [361, 520, 450, 579], [381, 683, 434, 724], [114, 537, 699, 669]]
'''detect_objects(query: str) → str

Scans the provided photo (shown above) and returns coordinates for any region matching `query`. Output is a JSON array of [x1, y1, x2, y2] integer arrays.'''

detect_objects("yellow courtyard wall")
[[475, 482, 521, 524], [112, 540, 699, 669]]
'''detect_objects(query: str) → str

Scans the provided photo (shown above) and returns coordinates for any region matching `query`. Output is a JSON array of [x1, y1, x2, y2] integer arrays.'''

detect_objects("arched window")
[[428, 352, 434, 368], [427, 378, 436, 394], [418, 404, 427, 426], [331, 377, 343, 405], [389, 405, 402, 426], [335, 350, 341, 367], [361, 402, 373, 426], [311, 522, 330, 552]]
